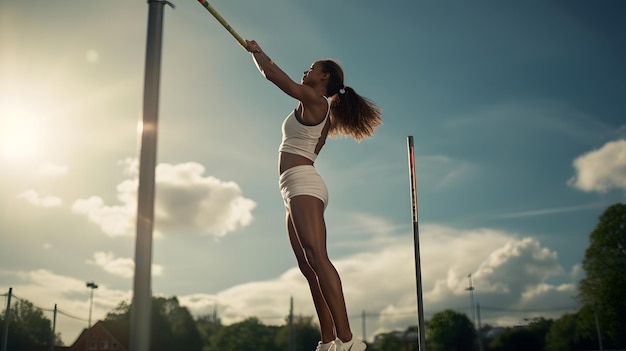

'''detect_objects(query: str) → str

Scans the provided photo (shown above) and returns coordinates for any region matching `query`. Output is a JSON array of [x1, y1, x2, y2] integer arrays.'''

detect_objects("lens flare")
[[0, 106, 42, 158]]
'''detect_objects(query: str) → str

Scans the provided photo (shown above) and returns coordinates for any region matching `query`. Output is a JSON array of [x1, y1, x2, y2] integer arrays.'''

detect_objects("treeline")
[[1, 295, 623, 351], [104, 296, 320, 351], [96, 295, 626, 351], [419, 308, 619, 351]]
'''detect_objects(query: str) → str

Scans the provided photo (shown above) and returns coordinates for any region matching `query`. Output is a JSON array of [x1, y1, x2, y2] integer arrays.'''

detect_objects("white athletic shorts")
[[279, 165, 328, 210]]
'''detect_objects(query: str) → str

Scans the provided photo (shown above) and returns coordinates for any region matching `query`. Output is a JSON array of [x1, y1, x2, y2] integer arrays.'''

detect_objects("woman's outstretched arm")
[[246, 39, 321, 107]]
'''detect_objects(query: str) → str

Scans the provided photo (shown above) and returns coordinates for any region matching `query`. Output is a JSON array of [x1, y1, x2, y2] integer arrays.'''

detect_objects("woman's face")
[[301, 62, 326, 86]]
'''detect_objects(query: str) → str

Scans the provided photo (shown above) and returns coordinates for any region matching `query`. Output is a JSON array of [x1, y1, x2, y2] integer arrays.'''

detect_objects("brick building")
[[68, 321, 129, 351]]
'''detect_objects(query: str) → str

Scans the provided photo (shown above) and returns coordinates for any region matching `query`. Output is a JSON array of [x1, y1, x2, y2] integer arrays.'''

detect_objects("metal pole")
[[467, 274, 476, 327], [1, 288, 11, 351], [86, 281, 98, 351], [476, 302, 481, 331], [89, 287, 93, 327], [476, 302, 484, 351], [87, 283, 96, 328], [593, 297, 603, 351], [131, 1, 173, 351], [288, 297, 294, 351], [407, 136, 426, 351], [362, 310, 366, 342], [49, 304, 57, 351]]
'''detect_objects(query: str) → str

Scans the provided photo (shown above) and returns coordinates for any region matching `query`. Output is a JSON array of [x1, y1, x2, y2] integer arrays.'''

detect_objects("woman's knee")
[[303, 248, 331, 273], [297, 260, 317, 280]]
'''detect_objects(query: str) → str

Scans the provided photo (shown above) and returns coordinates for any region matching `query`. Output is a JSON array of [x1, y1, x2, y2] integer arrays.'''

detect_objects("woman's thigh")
[[288, 195, 328, 256]]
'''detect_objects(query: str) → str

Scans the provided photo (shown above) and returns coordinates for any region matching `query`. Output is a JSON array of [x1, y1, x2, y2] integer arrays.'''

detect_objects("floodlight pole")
[[466, 274, 476, 327], [130, 1, 173, 351], [86, 281, 98, 329], [407, 136, 426, 351]]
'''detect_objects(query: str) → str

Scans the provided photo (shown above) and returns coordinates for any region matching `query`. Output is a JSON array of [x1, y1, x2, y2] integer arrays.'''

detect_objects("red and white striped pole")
[[407, 136, 426, 351]]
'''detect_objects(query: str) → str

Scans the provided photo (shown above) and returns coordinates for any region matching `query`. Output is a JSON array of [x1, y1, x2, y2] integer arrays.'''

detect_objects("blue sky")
[[1, 0, 624, 345]]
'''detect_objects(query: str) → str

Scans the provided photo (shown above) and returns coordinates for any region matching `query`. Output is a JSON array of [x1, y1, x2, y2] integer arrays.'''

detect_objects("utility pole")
[[362, 310, 366, 342], [466, 276, 483, 351], [466, 274, 476, 327], [1, 288, 12, 351], [49, 304, 57, 351], [476, 302, 482, 331], [476, 302, 484, 351], [288, 297, 294, 351]]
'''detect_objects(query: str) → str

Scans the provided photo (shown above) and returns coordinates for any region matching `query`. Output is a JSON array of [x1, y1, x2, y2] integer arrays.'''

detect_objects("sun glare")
[[1, 106, 42, 158]]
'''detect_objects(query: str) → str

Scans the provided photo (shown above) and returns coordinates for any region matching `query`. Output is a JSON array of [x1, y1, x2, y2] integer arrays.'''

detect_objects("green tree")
[[274, 315, 320, 351], [492, 317, 552, 351], [212, 317, 277, 351], [0, 298, 62, 350], [196, 313, 222, 351], [371, 326, 418, 351], [578, 203, 626, 347], [426, 309, 477, 351], [105, 296, 203, 351], [371, 332, 403, 351], [105, 300, 131, 320], [544, 312, 597, 351], [488, 326, 543, 351], [545, 313, 577, 351], [163, 297, 203, 351]]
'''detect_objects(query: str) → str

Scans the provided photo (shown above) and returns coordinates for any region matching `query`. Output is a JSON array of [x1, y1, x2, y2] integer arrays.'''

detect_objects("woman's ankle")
[[337, 333, 353, 343]]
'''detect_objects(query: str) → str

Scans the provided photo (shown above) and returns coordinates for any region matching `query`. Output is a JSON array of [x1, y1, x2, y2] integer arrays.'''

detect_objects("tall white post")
[[131, 1, 173, 351]]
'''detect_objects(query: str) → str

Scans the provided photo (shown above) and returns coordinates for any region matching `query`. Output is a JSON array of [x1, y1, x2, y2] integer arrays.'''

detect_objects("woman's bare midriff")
[[279, 152, 314, 174]]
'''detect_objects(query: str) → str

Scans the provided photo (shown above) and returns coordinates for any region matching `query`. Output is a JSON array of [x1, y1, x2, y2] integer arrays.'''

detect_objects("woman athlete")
[[247, 39, 382, 351]]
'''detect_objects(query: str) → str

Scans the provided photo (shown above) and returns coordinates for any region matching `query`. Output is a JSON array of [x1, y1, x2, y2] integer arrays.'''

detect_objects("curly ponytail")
[[317, 60, 382, 141]]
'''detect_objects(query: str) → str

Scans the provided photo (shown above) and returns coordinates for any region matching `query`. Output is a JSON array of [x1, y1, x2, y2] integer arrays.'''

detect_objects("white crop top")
[[278, 97, 331, 162]]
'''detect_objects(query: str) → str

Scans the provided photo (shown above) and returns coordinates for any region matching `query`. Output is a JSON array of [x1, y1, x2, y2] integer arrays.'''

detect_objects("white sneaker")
[[336, 337, 367, 351], [315, 340, 336, 351]]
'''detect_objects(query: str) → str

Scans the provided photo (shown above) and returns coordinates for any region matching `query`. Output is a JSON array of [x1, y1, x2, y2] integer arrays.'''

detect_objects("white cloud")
[[17, 189, 62, 207], [519, 283, 576, 309], [568, 139, 626, 192], [153, 162, 256, 237], [72, 196, 134, 236], [179, 223, 578, 337], [569, 263, 584, 281], [473, 238, 563, 295], [72, 159, 256, 237], [86, 251, 163, 278]]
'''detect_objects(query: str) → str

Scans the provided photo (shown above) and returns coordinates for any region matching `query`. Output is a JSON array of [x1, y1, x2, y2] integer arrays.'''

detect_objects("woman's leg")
[[288, 195, 353, 342], [286, 212, 335, 343]]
